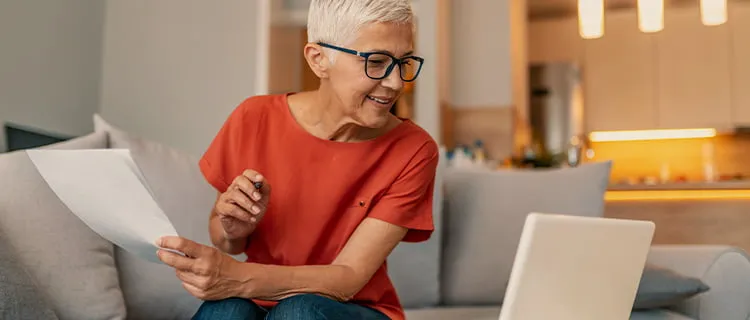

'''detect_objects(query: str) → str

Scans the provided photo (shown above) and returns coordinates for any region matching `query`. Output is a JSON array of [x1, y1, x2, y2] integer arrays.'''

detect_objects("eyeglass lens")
[[365, 53, 421, 81]]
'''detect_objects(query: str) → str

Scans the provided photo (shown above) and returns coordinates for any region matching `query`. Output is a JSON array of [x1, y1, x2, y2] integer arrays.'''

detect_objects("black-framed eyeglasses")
[[318, 42, 424, 82]]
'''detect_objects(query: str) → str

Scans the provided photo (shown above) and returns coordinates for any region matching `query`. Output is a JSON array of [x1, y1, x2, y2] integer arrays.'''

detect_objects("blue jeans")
[[192, 294, 391, 320]]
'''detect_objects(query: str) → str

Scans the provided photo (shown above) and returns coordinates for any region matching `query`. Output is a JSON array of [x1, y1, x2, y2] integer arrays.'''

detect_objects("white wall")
[[100, 0, 263, 156], [0, 0, 105, 151], [412, 0, 451, 143], [450, 0, 514, 108]]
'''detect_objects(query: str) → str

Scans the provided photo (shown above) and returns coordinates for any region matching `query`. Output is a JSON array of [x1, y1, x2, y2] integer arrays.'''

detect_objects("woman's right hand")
[[214, 169, 271, 241]]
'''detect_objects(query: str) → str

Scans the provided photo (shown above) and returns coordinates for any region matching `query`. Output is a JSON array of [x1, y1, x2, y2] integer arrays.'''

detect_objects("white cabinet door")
[[656, 6, 732, 129], [731, 3, 750, 125], [529, 17, 582, 64], [583, 11, 658, 132]]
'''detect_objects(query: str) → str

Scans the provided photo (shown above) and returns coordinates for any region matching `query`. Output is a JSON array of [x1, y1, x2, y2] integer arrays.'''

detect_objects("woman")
[[156, 0, 438, 319]]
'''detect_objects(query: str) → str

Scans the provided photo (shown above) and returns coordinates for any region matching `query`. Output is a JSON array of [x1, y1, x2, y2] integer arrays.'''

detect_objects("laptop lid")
[[499, 213, 655, 320]]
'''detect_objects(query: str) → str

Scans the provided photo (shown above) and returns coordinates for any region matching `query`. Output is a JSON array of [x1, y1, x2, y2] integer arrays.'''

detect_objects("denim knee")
[[267, 294, 329, 319], [192, 297, 264, 320]]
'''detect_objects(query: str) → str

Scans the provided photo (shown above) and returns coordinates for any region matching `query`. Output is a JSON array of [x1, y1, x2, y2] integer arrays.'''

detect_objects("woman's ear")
[[304, 43, 330, 79]]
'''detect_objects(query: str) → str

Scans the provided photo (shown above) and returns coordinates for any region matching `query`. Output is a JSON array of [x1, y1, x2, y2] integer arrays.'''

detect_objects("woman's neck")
[[288, 90, 392, 143]]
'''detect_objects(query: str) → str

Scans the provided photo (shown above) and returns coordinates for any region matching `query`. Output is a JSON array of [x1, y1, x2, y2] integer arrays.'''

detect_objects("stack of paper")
[[27, 149, 179, 263]]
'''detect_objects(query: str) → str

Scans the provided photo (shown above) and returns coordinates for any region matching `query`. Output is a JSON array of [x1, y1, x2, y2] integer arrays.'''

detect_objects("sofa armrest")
[[646, 245, 750, 320]]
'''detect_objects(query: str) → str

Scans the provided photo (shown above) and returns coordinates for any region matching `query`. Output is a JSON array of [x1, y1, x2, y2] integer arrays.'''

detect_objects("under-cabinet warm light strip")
[[589, 128, 716, 142], [606, 190, 750, 201]]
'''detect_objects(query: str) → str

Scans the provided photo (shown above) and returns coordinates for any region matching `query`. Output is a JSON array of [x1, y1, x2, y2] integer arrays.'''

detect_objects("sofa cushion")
[[94, 114, 220, 319], [440, 161, 612, 305], [0, 229, 58, 320], [386, 146, 446, 308], [405, 306, 501, 320], [0, 132, 127, 320], [630, 309, 694, 320], [634, 264, 709, 310]]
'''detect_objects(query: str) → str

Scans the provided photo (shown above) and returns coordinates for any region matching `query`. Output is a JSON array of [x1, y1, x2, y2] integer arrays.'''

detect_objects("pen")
[[253, 181, 263, 190]]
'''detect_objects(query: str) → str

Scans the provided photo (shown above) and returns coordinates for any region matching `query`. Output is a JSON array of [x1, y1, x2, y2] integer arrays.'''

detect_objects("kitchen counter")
[[606, 180, 750, 201]]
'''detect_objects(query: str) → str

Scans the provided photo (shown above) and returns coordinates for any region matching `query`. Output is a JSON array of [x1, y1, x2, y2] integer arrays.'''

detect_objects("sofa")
[[1, 114, 749, 320]]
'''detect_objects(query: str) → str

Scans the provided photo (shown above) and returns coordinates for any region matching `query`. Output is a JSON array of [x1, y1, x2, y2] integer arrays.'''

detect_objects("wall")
[[99, 0, 262, 156], [444, 0, 527, 160], [449, 0, 513, 108], [0, 0, 526, 160], [0, 0, 105, 152], [411, 0, 449, 143]]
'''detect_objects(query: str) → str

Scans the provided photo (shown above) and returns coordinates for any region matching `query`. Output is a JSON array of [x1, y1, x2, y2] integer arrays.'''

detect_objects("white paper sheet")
[[27, 149, 180, 263]]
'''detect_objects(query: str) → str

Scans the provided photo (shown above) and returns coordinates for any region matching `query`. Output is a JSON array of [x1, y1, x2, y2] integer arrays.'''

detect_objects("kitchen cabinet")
[[656, 6, 732, 129], [605, 198, 750, 255], [583, 11, 658, 132], [529, 5, 742, 132], [528, 17, 582, 64], [730, 3, 750, 125]]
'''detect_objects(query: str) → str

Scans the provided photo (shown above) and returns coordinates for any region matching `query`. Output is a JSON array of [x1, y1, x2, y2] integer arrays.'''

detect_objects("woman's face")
[[327, 22, 414, 128]]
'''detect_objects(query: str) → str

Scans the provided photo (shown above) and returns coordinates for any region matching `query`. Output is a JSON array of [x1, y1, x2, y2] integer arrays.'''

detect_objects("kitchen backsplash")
[[589, 134, 750, 184]]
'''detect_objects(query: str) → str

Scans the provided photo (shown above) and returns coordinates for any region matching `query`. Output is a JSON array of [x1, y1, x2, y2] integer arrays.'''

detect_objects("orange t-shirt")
[[198, 93, 439, 320]]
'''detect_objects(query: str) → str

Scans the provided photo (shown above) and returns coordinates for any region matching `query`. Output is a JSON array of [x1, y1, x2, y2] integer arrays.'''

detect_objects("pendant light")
[[578, 0, 604, 39], [701, 0, 728, 26], [637, 0, 664, 33]]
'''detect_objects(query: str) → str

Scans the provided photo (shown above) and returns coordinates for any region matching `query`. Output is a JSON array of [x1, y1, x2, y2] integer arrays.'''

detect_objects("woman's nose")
[[381, 66, 404, 91]]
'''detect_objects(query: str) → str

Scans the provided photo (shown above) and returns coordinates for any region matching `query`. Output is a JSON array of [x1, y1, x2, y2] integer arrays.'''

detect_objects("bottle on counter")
[[702, 142, 716, 182], [450, 145, 473, 168], [566, 135, 583, 167], [660, 162, 671, 183], [473, 139, 487, 165]]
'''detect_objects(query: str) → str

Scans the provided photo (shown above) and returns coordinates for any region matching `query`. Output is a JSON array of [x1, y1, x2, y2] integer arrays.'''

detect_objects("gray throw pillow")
[[633, 264, 710, 310], [94, 114, 222, 319], [0, 132, 127, 320], [0, 229, 58, 320], [440, 161, 612, 305]]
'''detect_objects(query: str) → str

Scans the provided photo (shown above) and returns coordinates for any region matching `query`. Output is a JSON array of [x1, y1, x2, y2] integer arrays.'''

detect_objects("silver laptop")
[[498, 213, 655, 320]]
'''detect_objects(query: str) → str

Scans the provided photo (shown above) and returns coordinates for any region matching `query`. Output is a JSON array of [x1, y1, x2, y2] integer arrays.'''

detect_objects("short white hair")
[[307, 0, 415, 53]]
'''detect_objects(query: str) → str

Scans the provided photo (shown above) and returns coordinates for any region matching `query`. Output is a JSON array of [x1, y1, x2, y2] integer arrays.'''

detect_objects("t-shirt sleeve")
[[199, 101, 249, 193], [368, 141, 440, 243]]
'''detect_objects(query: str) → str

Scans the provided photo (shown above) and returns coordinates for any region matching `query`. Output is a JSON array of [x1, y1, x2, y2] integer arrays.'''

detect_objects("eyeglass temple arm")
[[317, 42, 361, 56]]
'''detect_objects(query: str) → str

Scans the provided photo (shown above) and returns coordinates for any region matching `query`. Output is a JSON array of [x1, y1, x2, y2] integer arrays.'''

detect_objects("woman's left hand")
[[156, 236, 252, 301]]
